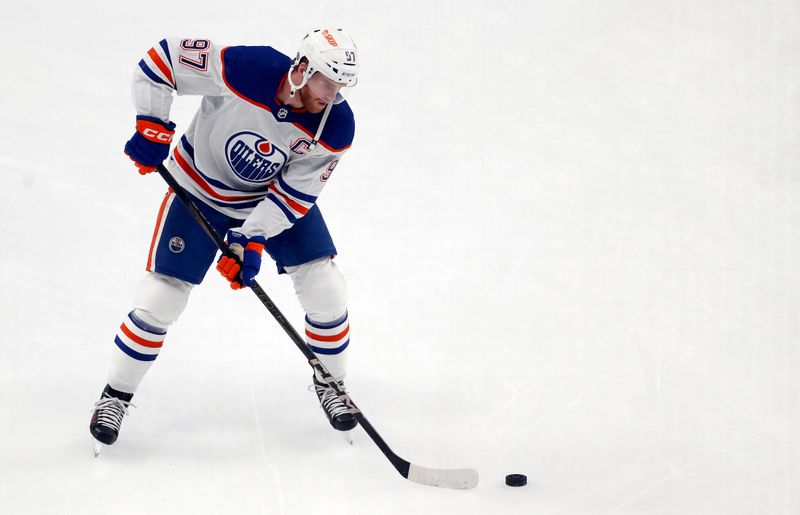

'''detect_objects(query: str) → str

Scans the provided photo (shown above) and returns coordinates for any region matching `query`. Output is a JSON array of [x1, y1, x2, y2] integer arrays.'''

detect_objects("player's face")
[[300, 72, 346, 112]]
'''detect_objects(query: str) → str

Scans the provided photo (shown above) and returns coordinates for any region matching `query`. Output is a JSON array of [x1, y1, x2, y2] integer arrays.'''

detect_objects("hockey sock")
[[305, 310, 350, 382], [107, 310, 167, 393]]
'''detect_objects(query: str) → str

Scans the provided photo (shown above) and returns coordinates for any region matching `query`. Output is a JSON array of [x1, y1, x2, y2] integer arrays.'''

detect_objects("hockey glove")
[[216, 230, 267, 290], [123, 115, 176, 175]]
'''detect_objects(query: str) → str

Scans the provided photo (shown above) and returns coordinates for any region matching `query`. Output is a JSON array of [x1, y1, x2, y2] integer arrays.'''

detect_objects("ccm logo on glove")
[[124, 115, 176, 175], [136, 119, 175, 143]]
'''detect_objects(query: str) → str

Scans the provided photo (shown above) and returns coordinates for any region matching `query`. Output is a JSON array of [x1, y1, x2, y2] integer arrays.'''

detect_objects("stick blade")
[[407, 464, 479, 489]]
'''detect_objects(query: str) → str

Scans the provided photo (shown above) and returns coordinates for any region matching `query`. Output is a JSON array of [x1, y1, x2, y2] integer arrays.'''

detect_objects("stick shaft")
[[155, 165, 411, 477]]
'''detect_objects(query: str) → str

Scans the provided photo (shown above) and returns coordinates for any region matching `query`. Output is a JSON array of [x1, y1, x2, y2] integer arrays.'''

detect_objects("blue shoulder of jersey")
[[221, 45, 287, 105], [317, 101, 355, 152], [221, 45, 355, 152]]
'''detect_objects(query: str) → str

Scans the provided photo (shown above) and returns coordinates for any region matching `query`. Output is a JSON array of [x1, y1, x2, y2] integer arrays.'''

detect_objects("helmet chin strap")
[[287, 60, 333, 153], [308, 102, 333, 152]]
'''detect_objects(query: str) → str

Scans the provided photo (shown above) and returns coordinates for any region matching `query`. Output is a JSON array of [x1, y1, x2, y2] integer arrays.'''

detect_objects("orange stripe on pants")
[[146, 190, 173, 271]]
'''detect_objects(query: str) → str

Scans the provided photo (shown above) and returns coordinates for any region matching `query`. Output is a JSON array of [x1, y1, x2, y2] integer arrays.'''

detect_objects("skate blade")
[[93, 441, 105, 458], [342, 430, 353, 445]]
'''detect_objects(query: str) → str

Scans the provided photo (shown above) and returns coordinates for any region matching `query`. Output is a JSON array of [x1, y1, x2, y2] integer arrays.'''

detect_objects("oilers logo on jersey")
[[225, 132, 287, 183]]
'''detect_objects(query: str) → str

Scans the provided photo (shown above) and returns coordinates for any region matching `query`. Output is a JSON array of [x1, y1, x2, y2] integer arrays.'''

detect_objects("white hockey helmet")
[[288, 28, 359, 97]]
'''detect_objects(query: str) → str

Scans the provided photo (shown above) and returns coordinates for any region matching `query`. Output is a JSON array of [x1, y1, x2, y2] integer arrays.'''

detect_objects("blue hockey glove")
[[216, 230, 268, 290], [123, 115, 176, 174]]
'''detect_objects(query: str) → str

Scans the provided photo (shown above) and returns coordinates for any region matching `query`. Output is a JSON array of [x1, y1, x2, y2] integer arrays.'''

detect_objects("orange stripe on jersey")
[[120, 322, 164, 348], [148, 47, 174, 86], [174, 149, 264, 202], [306, 325, 350, 343], [146, 190, 172, 271], [268, 183, 310, 215]]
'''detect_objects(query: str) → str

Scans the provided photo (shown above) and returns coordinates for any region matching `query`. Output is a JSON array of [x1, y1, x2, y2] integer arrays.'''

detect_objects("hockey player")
[[90, 29, 359, 450]]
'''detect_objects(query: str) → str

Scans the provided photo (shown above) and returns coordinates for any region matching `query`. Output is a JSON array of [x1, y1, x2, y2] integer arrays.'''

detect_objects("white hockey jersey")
[[133, 38, 354, 239]]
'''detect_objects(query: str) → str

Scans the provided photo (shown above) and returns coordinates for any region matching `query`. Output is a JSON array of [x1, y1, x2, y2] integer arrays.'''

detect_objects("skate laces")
[[311, 380, 351, 418], [92, 395, 135, 431]]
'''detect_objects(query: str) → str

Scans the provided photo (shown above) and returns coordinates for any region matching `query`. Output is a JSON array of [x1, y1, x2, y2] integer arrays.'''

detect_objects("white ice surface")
[[1, 1, 798, 514]]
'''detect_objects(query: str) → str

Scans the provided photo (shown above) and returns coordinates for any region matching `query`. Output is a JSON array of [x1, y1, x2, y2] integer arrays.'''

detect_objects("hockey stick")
[[154, 164, 479, 490]]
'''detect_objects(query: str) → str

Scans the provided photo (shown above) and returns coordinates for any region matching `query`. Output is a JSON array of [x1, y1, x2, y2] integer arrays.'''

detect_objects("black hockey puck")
[[505, 474, 527, 487]]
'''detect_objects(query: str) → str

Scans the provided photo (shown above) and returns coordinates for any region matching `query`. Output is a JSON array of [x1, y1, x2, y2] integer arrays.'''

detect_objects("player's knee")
[[290, 258, 347, 321], [132, 272, 193, 328]]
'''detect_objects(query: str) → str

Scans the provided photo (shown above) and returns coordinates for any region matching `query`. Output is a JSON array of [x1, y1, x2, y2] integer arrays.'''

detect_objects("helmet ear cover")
[[287, 56, 312, 96]]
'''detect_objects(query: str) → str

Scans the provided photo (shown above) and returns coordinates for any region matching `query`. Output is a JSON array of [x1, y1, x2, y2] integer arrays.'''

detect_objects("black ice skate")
[[313, 376, 357, 433], [90, 384, 134, 456]]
